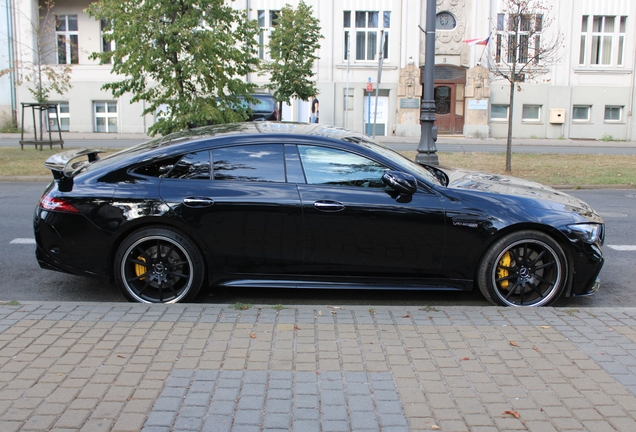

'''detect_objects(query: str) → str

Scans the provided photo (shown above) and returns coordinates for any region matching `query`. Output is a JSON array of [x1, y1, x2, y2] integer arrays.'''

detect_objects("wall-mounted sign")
[[468, 99, 488, 110], [399, 98, 420, 109]]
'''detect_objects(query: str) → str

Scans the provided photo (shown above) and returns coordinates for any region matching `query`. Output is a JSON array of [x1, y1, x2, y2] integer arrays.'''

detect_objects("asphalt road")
[[1, 182, 634, 307]]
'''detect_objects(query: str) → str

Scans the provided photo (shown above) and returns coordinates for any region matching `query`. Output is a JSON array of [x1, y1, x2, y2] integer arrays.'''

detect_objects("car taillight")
[[39, 195, 80, 214], [274, 106, 279, 121]]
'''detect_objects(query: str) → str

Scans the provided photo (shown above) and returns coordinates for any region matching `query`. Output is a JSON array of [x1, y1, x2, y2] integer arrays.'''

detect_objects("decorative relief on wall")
[[435, 0, 466, 55], [465, 65, 490, 100], [398, 63, 422, 99]]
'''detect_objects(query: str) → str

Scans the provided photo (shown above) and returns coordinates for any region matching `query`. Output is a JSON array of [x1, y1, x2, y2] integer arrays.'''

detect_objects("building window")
[[257, 10, 279, 60], [579, 16, 588, 64], [604, 106, 622, 122], [572, 106, 590, 122], [522, 105, 541, 121], [56, 15, 79, 64], [491, 104, 509, 121], [580, 15, 627, 66], [344, 11, 390, 61], [495, 12, 542, 65], [94, 102, 118, 133], [100, 19, 114, 64], [47, 102, 70, 132]]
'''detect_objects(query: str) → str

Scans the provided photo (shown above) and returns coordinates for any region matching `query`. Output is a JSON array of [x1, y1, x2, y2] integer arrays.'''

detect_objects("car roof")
[[148, 122, 366, 147], [79, 122, 378, 178]]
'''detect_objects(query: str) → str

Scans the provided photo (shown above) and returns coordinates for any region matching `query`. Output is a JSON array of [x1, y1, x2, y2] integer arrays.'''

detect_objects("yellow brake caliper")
[[135, 256, 147, 280], [497, 252, 511, 289]]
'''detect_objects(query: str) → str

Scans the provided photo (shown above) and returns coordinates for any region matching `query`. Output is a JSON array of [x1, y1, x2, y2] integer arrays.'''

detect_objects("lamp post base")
[[415, 151, 439, 165]]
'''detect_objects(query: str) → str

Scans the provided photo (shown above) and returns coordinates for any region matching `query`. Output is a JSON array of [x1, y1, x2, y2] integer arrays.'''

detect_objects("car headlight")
[[568, 223, 603, 244]]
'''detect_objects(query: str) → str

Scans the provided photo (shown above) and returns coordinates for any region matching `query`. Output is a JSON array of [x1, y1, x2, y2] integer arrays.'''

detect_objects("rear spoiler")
[[44, 149, 104, 180]]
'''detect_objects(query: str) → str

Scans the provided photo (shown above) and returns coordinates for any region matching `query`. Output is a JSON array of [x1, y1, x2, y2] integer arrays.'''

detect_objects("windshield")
[[342, 136, 443, 186], [250, 96, 275, 112]]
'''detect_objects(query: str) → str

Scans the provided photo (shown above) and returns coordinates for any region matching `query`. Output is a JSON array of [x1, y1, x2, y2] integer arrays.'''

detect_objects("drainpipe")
[[6, 0, 18, 122], [627, 29, 636, 141]]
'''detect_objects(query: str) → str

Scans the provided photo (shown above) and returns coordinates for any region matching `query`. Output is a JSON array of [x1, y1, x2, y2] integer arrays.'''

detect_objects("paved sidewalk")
[[2, 303, 636, 431]]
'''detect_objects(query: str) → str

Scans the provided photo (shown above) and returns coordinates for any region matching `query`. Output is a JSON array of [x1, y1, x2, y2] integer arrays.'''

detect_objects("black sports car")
[[34, 122, 604, 306]]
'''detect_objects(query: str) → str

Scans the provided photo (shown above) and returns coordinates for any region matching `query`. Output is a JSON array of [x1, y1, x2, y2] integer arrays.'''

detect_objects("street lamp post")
[[416, 0, 439, 165]]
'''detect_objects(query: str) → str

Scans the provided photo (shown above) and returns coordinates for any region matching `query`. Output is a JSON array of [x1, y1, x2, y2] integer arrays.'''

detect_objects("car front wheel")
[[477, 230, 568, 307], [114, 227, 204, 304]]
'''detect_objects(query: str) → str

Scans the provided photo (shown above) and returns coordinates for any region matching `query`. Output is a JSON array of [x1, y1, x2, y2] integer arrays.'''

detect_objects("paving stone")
[[6, 304, 636, 432]]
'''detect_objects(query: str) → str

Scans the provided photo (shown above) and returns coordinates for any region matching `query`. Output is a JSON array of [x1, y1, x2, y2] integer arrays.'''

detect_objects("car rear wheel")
[[477, 230, 567, 307], [114, 227, 204, 304]]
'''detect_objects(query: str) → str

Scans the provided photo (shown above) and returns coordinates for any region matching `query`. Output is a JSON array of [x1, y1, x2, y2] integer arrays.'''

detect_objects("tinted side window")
[[167, 151, 211, 179], [213, 144, 285, 182], [133, 155, 183, 178], [298, 145, 387, 188]]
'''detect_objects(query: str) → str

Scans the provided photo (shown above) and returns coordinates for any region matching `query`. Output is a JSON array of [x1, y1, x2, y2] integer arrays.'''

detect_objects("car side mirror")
[[382, 170, 417, 195]]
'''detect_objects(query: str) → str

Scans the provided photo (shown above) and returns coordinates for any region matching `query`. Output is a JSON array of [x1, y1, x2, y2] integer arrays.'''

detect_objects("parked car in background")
[[34, 122, 604, 307], [245, 93, 279, 121]]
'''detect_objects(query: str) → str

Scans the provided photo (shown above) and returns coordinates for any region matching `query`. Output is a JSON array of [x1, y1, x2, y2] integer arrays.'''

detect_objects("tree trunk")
[[278, 101, 283, 122], [506, 79, 515, 172]]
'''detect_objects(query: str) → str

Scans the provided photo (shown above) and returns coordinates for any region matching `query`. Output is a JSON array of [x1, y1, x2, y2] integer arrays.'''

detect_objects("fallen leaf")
[[533, 346, 541, 352], [249, 332, 257, 338], [432, 425, 441, 430], [402, 314, 411, 318], [503, 410, 520, 419], [294, 325, 301, 330], [462, 357, 470, 361], [331, 311, 337, 314], [510, 341, 519, 347], [540, 326, 550, 329], [117, 355, 126, 358]]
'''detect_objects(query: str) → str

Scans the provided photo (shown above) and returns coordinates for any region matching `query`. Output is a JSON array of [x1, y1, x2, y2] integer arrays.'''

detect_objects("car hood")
[[444, 167, 602, 221]]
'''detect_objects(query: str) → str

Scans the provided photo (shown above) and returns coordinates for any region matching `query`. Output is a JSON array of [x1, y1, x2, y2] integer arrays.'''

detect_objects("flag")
[[463, 37, 490, 46]]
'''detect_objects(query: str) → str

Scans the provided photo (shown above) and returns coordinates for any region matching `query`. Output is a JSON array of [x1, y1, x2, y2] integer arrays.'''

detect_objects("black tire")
[[114, 227, 205, 304], [477, 230, 568, 307]]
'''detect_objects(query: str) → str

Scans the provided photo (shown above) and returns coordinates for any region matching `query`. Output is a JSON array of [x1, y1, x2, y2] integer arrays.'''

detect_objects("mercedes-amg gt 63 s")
[[34, 122, 604, 306]]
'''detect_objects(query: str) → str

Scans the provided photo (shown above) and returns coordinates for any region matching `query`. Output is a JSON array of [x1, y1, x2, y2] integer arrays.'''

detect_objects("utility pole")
[[416, 0, 439, 165]]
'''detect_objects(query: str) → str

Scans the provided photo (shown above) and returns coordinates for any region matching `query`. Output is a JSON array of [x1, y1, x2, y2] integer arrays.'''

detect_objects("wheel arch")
[[473, 222, 575, 296], [106, 217, 214, 284]]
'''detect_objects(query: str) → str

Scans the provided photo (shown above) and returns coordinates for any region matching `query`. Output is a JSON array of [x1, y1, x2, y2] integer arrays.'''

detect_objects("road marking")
[[608, 245, 636, 251], [10, 238, 35, 244]]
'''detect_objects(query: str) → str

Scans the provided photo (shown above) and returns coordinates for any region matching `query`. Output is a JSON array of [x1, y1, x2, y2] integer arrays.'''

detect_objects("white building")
[[4, 0, 636, 140]]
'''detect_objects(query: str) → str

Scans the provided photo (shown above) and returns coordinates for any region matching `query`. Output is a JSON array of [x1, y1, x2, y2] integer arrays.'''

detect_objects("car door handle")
[[314, 200, 345, 212], [183, 197, 215, 208]]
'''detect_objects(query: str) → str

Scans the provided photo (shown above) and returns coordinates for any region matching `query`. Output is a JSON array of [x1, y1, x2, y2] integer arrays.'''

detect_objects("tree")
[[262, 1, 322, 121], [0, 0, 72, 134], [87, 0, 261, 136], [483, 0, 563, 172], [16, 0, 72, 104]]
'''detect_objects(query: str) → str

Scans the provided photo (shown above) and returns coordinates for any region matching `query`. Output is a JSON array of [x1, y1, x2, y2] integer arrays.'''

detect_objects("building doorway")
[[421, 65, 466, 135]]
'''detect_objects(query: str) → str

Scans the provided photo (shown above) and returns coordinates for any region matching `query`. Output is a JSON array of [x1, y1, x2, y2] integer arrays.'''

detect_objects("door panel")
[[298, 185, 446, 278], [161, 179, 303, 274], [159, 144, 303, 274]]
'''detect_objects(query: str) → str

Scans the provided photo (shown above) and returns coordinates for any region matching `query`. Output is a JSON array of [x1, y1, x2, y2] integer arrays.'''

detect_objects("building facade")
[[4, 0, 636, 140]]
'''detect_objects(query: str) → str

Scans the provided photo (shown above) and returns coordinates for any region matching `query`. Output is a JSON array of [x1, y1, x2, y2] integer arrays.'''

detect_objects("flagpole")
[[478, 33, 492, 65]]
